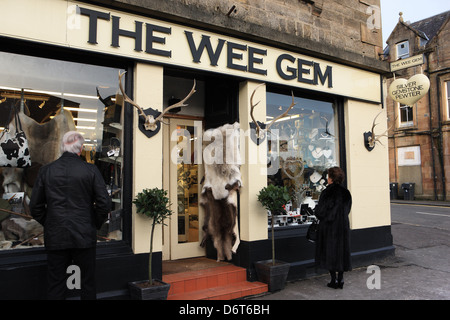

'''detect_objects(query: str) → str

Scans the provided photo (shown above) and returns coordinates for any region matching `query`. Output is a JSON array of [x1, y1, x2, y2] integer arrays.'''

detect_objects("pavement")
[[250, 200, 450, 300]]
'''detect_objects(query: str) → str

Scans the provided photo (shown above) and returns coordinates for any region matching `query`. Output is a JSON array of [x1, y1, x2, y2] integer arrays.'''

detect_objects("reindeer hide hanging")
[[19, 109, 76, 165], [200, 122, 242, 261]]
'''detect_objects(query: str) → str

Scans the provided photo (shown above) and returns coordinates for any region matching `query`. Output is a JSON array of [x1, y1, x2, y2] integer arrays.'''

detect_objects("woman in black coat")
[[314, 167, 352, 289]]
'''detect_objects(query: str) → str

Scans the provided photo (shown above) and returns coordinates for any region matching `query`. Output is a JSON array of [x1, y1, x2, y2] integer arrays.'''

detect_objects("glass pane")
[[0, 51, 124, 250], [406, 106, 413, 122], [400, 105, 408, 122], [400, 104, 413, 124], [397, 41, 409, 59], [266, 92, 337, 227], [175, 125, 199, 243]]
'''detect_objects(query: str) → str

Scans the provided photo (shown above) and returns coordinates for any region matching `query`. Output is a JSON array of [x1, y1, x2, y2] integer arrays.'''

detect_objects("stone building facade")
[[385, 11, 450, 200], [104, 0, 386, 70]]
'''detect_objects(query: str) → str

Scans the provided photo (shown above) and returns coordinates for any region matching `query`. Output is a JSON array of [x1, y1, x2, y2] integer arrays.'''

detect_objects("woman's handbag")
[[306, 219, 319, 243], [0, 105, 32, 168]]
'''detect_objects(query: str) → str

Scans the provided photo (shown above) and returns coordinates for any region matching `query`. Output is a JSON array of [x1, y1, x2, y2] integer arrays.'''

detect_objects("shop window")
[[399, 103, 414, 127], [0, 51, 125, 250], [396, 41, 409, 60], [266, 91, 338, 228]]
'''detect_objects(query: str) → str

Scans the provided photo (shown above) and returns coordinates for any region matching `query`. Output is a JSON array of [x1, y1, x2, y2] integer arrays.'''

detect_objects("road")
[[389, 202, 450, 279], [391, 203, 450, 231]]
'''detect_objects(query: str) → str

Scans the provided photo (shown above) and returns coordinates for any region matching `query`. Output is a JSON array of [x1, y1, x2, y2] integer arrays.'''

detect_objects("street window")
[[266, 91, 338, 227], [0, 51, 125, 250]]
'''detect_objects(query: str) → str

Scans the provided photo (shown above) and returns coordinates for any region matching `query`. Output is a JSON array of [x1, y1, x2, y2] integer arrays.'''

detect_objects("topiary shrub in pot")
[[255, 184, 291, 292], [128, 187, 173, 300]]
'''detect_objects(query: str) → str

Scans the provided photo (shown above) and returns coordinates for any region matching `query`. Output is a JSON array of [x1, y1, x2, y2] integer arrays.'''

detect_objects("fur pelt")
[[314, 183, 352, 272], [19, 109, 76, 166], [200, 122, 242, 261], [1, 167, 23, 193]]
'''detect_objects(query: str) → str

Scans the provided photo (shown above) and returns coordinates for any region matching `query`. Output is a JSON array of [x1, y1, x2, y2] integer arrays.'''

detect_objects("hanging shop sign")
[[0, 0, 381, 103], [390, 54, 424, 72], [388, 73, 430, 105]]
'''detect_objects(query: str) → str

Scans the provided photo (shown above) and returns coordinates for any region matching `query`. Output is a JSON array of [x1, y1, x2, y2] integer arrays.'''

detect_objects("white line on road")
[[415, 212, 450, 218]]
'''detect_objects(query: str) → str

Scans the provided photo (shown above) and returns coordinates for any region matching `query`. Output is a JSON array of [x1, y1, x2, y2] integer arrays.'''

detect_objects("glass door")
[[168, 119, 204, 259]]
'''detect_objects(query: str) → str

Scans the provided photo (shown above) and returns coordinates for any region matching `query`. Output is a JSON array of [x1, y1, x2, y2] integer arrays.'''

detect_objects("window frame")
[[264, 85, 346, 230], [398, 102, 414, 127], [396, 40, 410, 60]]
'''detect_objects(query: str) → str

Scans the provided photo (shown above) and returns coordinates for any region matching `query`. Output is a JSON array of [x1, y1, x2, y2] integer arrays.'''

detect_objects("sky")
[[380, 0, 450, 45]]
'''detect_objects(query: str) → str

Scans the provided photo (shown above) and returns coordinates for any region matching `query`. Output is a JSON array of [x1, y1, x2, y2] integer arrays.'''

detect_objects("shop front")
[[0, 0, 393, 299]]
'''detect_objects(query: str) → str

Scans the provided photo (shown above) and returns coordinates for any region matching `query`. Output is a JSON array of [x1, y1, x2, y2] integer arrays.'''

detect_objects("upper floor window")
[[399, 103, 413, 127], [396, 41, 409, 60]]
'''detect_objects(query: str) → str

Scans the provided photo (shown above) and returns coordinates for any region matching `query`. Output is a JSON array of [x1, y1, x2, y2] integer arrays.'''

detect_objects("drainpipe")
[[435, 71, 449, 201], [392, 116, 398, 183], [426, 64, 450, 201], [425, 51, 438, 200]]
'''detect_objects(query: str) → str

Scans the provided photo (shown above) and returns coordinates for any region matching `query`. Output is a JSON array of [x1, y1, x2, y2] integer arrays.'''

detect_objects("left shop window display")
[[0, 51, 125, 250]]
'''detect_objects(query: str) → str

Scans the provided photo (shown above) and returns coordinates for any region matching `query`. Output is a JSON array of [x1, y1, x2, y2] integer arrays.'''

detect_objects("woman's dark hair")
[[328, 167, 345, 184]]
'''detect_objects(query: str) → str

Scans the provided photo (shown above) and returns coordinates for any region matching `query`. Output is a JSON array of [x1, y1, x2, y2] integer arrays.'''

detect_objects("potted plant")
[[128, 187, 173, 300], [255, 184, 291, 292]]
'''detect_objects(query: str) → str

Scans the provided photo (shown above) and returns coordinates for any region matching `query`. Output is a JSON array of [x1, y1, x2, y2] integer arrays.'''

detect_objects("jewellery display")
[[266, 91, 337, 229], [268, 203, 318, 228]]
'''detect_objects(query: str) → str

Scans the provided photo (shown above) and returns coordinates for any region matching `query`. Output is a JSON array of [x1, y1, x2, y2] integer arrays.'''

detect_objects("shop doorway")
[[161, 74, 239, 261], [163, 118, 205, 260]]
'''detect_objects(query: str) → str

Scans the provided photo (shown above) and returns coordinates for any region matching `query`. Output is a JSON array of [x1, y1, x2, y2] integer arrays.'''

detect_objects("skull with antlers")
[[118, 71, 196, 132], [364, 111, 395, 151]]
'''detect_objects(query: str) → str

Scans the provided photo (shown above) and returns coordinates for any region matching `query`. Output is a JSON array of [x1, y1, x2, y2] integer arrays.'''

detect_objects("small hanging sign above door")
[[390, 54, 424, 72]]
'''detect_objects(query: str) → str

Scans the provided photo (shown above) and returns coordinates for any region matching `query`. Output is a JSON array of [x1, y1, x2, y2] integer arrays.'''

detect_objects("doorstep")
[[162, 265, 268, 300]]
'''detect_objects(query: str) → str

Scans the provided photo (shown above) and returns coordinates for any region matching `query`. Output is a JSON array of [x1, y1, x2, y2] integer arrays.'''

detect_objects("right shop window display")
[[266, 91, 338, 228]]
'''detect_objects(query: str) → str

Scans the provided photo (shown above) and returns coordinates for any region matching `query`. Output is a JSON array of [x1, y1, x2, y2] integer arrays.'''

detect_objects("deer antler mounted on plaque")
[[363, 111, 395, 151], [118, 71, 196, 138], [249, 83, 296, 145]]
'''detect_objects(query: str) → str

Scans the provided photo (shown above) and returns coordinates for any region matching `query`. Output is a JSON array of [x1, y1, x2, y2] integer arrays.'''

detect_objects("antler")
[[118, 71, 196, 131], [250, 83, 265, 139], [118, 71, 154, 130], [250, 83, 296, 138], [368, 111, 396, 147], [155, 79, 196, 125], [266, 91, 296, 131]]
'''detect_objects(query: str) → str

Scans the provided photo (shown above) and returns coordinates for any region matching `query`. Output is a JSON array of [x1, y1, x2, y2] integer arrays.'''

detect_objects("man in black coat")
[[314, 167, 352, 289], [30, 131, 111, 300]]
